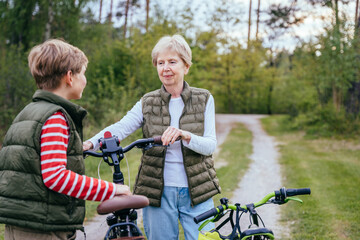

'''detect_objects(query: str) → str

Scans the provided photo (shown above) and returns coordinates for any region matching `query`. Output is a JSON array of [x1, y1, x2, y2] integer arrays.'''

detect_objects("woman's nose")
[[164, 62, 170, 70]]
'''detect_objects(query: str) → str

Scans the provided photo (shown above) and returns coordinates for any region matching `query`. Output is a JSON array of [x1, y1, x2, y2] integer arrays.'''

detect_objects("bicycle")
[[194, 187, 311, 240], [83, 131, 163, 240]]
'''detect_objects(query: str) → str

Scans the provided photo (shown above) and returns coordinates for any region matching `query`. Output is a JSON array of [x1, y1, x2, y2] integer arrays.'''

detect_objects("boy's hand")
[[115, 184, 132, 196], [83, 141, 93, 151]]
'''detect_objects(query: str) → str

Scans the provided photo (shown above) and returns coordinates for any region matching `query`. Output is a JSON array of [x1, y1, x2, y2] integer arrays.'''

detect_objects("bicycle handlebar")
[[194, 207, 222, 224], [83, 135, 163, 158], [83, 132, 163, 184], [123, 136, 162, 153], [194, 187, 311, 224]]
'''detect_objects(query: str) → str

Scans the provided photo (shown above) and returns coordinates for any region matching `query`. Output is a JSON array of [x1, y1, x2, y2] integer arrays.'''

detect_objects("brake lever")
[[284, 197, 303, 204], [137, 143, 165, 151], [269, 199, 285, 205], [270, 196, 303, 205]]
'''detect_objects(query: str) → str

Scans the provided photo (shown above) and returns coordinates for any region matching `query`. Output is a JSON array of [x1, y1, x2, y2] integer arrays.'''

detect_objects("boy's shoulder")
[[13, 101, 63, 124]]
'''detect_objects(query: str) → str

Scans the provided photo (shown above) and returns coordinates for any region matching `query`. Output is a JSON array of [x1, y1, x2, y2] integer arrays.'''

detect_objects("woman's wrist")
[[181, 130, 191, 144]]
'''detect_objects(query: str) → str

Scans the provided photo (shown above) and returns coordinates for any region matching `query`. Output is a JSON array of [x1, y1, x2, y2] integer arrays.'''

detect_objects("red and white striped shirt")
[[40, 111, 116, 201]]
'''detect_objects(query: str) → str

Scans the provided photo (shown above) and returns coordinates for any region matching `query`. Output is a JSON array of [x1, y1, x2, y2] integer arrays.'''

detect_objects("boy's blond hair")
[[151, 34, 192, 67], [28, 39, 88, 90]]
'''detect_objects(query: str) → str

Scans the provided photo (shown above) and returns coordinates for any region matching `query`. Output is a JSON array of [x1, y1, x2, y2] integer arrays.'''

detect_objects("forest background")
[[1, 0, 360, 141]]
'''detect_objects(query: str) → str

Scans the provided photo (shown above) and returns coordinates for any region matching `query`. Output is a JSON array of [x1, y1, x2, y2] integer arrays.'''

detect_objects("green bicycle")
[[194, 187, 311, 240]]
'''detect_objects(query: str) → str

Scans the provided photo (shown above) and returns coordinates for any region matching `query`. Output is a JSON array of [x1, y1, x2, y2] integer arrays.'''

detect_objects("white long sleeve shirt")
[[88, 95, 217, 187]]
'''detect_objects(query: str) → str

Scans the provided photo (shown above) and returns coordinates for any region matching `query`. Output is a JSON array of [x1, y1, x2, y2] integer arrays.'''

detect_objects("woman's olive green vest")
[[134, 82, 221, 207], [0, 90, 87, 231]]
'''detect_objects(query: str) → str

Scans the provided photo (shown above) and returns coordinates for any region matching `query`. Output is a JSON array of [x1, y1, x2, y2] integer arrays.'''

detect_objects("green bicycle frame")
[[198, 192, 303, 231]]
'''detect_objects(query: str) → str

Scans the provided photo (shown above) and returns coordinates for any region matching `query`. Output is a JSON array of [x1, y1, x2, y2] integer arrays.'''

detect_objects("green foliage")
[[0, 0, 359, 138], [0, 45, 36, 138], [275, 18, 360, 137]]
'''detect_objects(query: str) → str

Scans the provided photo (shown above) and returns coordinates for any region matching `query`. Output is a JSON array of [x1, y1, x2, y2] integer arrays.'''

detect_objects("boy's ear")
[[65, 70, 73, 87]]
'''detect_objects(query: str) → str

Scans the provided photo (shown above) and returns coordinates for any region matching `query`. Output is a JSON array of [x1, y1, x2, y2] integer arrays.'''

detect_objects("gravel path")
[[77, 114, 285, 239], [214, 114, 285, 238]]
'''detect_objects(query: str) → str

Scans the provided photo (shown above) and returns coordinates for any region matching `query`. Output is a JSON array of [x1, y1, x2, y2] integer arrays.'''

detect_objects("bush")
[[284, 104, 360, 138]]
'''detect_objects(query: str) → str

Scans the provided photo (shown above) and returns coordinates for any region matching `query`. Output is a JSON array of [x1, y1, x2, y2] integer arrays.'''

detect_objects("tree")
[[109, 0, 113, 22], [346, 0, 360, 116], [99, 0, 103, 22], [123, 0, 130, 37], [256, 0, 260, 40], [248, 0, 252, 45], [146, 0, 150, 32], [264, 1, 305, 41], [0, 0, 44, 50], [45, 0, 54, 40]]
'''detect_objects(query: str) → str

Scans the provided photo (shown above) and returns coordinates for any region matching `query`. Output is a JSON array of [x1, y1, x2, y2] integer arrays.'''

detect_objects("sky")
[[86, 0, 358, 52]]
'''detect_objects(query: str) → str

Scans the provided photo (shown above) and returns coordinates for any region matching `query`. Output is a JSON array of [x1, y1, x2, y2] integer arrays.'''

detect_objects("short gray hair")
[[151, 34, 192, 67]]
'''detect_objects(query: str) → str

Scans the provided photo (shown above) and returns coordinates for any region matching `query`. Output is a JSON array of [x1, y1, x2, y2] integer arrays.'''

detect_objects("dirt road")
[[215, 114, 285, 238], [77, 114, 285, 239]]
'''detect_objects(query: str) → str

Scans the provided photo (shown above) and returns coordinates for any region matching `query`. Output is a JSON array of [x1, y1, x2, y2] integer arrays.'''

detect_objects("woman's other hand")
[[161, 126, 191, 145], [83, 141, 94, 151]]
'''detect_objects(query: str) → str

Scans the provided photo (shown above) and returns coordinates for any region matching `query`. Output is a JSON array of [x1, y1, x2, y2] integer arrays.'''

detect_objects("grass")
[[261, 115, 360, 239]]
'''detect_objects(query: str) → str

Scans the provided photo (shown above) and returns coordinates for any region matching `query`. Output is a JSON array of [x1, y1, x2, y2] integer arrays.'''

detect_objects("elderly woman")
[[83, 34, 221, 240]]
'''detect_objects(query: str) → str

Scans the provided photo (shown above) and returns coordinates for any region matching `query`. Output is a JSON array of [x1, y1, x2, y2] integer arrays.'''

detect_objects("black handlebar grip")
[[286, 188, 311, 197], [153, 136, 163, 144], [83, 150, 102, 157], [194, 208, 218, 224]]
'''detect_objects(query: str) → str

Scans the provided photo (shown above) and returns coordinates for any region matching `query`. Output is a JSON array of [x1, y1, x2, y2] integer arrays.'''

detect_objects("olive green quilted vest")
[[134, 82, 221, 207], [0, 90, 87, 231]]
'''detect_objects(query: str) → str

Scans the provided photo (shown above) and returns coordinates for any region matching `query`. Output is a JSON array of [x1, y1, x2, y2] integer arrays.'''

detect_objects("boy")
[[0, 39, 131, 240]]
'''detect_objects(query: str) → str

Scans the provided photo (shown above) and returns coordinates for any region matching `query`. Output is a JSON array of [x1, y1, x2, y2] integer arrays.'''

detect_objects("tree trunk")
[[346, 0, 360, 116], [109, 0, 113, 22], [256, 0, 260, 40], [99, 0, 103, 22], [333, 0, 341, 112], [44, 0, 53, 40], [356, 0, 359, 27], [225, 55, 234, 113], [248, 0, 252, 46], [334, 0, 339, 26], [146, 0, 150, 32], [123, 0, 130, 38]]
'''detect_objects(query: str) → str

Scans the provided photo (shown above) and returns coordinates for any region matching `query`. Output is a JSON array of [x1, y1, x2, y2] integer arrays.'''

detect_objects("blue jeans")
[[143, 186, 215, 240]]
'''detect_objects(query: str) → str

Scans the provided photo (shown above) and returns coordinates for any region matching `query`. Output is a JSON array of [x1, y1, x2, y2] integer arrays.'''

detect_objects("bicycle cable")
[[124, 153, 131, 191], [97, 158, 103, 179]]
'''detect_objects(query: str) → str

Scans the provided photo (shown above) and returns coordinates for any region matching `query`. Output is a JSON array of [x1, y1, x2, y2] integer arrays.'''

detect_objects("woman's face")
[[156, 49, 189, 91]]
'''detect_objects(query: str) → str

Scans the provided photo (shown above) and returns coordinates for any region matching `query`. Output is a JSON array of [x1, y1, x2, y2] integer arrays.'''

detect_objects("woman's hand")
[[115, 184, 132, 196], [161, 126, 191, 145], [83, 141, 94, 151]]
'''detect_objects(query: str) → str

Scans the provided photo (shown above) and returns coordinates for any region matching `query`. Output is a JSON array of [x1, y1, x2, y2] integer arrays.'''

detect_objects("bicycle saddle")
[[97, 195, 149, 215]]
